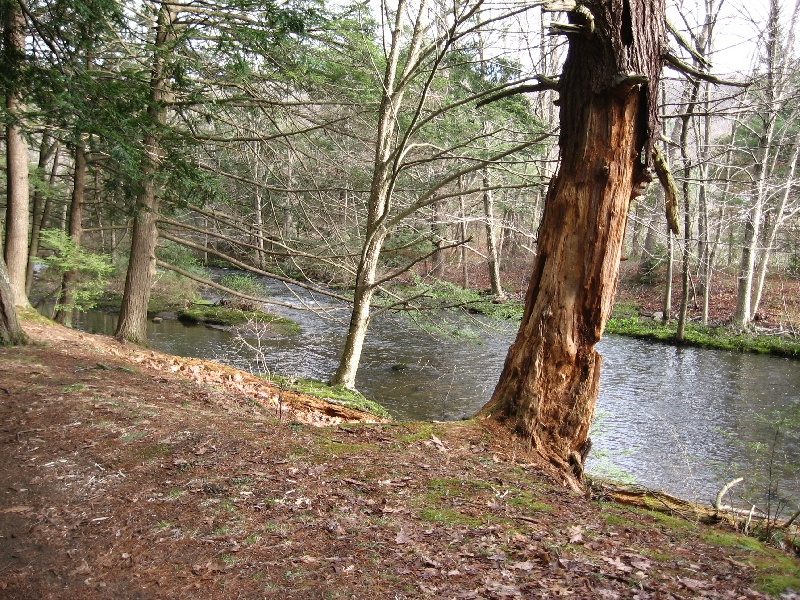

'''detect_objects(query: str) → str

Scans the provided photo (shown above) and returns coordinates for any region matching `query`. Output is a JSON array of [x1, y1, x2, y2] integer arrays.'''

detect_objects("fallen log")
[[588, 476, 800, 533]]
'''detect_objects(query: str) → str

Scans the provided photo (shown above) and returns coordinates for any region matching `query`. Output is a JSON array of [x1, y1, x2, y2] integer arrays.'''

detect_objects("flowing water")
[[75, 275, 800, 507]]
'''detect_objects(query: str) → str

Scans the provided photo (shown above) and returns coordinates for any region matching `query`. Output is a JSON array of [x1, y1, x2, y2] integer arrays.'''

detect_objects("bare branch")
[[157, 232, 353, 303], [476, 76, 561, 108], [155, 260, 304, 311], [664, 53, 749, 87], [665, 18, 711, 69], [653, 146, 680, 235]]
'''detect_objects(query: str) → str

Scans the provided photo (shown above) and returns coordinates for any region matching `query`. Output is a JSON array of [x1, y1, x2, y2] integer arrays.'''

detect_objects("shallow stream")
[[75, 276, 800, 508]]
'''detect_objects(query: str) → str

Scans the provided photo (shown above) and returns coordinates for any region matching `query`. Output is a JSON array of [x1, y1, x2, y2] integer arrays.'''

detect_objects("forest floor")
[[1, 316, 800, 599]]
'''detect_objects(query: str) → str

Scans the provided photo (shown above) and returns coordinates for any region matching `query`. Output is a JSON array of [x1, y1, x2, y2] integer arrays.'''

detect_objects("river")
[[74, 276, 800, 509]]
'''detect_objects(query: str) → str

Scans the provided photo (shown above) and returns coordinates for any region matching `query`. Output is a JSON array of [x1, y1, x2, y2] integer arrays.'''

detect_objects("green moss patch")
[[427, 478, 494, 495], [703, 530, 767, 553], [316, 438, 376, 456], [398, 422, 442, 443], [177, 305, 300, 334], [606, 317, 800, 358], [755, 571, 800, 596], [138, 443, 172, 461], [266, 376, 392, 420], [638, 507, 695, 530], [507, 490, 551, 513]]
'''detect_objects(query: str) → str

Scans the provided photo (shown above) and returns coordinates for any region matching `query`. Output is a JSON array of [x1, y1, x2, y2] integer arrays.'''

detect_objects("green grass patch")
[[642, 549, 674, 562], [317, 438, 376, 456], [507, 490, 551, 513], [636, 507, 694, 530], [427, 478, 494, 495], [702, 530, 767, 553], [265, 376, 392, 420], [599, 510, 637, 529], [95, 291, 205, 315], [606, 317, 800, 358], [610, 301, 640, 320], [755, 571, 800, 596], [219, 273, 268, 297], [19, 306, 54, 325], [702, 529, 800, 592], [386, 279, 524, 321], [397, 422, 442, 443], [177, 305, 300, 334], [138, 443, 171, 460], [60, 383, 85, 393]]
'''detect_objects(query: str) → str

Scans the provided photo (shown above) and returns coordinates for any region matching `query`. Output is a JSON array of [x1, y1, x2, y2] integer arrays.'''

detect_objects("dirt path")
[[1, 319, 798, 598]]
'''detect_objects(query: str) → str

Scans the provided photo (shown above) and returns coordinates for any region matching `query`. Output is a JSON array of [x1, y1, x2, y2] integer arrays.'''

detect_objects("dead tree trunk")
[[481, 0, 665, 483]]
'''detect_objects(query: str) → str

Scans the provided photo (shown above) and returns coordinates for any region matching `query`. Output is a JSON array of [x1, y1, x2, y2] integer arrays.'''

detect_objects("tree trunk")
[[2, 0, 30, 307], [751, 140, 800, 317], [630, 199, 645, 260], [676, 187, 691, 341], [733, 0, 788, 330], [431, 198, 446, 279], [638, 208, 658, 269], [483, 169, 505, 300], [676, 86, 697, 342], [55, 141, 87, 327], [252, 155, 266, 270], [704, 205, 724, 317], [481, 0, 665, 482], [331, 229, 386, 389], [697, 167, 710, 325], [459, 177, 469, 288], [663, 227, 673, 321], [330, 0, 427, 388], [115, 2, 175, 344], [26, 138, 60, 296], [733, 169, 765, 329], [0, 255, 26, 345]]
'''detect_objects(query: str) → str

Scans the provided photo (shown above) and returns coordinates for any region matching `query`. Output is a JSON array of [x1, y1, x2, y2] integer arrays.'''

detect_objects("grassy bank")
[[606, 314, 800, 358], [264, 375, 393, 420], [177, 303, 301, 335]]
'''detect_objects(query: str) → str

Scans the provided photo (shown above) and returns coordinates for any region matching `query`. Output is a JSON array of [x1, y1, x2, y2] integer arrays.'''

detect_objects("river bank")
[[608, 264, 800, 358], [57, 272, 800, 508], [1, 317, 798, 598]]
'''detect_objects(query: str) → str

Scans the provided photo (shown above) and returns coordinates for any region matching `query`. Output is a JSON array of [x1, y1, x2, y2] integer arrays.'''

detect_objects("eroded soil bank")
[[1, 319, 798, 599]]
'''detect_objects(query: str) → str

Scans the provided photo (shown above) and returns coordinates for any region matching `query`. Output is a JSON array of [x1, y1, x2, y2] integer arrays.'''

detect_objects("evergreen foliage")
[[38, 229, 114, 313]]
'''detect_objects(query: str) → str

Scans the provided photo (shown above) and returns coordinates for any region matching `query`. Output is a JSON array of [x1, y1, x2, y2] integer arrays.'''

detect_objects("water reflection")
[[594, 338, 800, 503]]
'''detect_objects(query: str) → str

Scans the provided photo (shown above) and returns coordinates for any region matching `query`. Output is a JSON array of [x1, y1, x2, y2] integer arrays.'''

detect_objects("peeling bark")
[[481, 0, 665, 482]]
